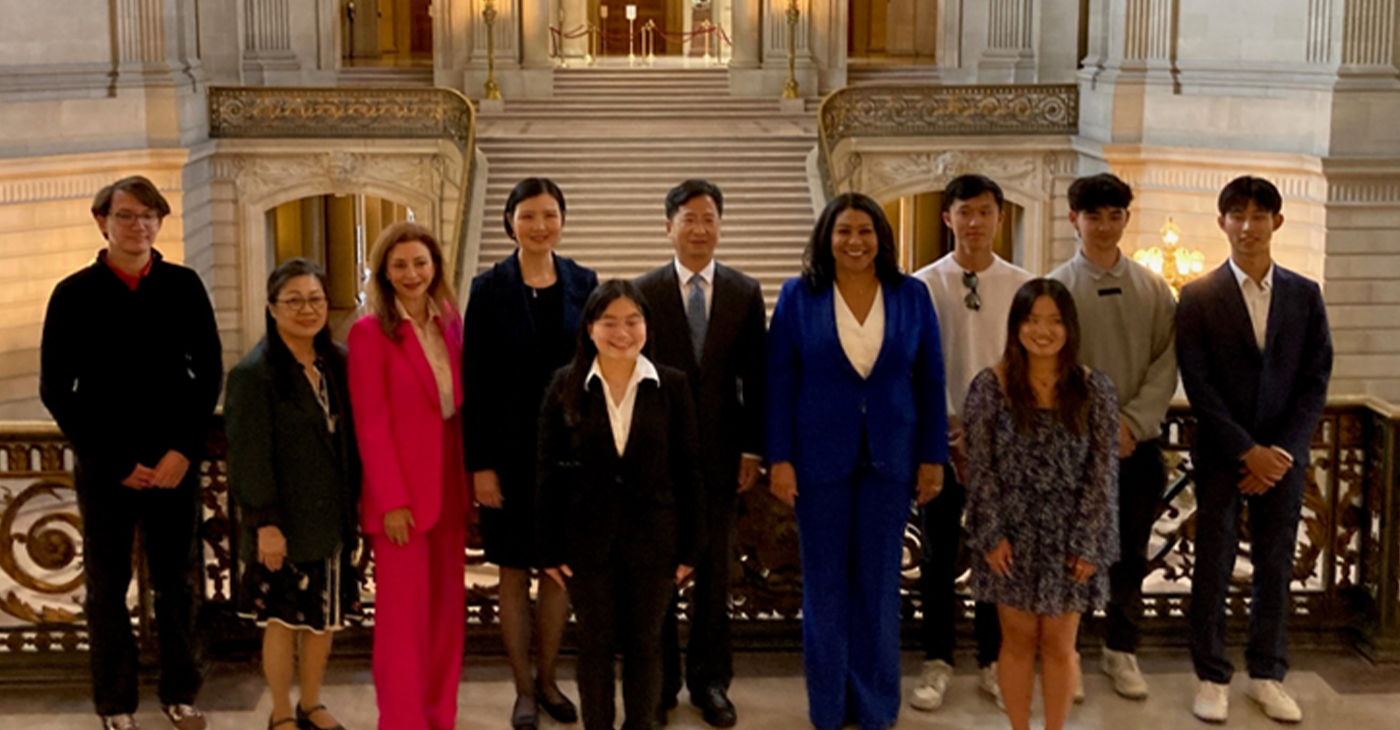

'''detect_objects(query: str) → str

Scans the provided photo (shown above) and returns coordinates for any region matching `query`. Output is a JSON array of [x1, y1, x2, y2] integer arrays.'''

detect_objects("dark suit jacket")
[[536, 364, 705, 571], [767, 275, 949, 485], [1176, 262, 1332, 469], [225, 340, 361, 564], [635, 262, 766, 495], [462, 251, 597, 480]]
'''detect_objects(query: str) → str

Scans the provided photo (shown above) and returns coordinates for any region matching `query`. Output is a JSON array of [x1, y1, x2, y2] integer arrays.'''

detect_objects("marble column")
[[730, 0, 761, 68], [243, 0, 302, 83], [977, 0, 1035, 82]]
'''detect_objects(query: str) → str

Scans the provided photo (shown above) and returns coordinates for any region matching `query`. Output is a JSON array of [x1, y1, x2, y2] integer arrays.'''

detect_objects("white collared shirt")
[[675, 257, 716, 319], [397, 297, 456, 419], [834, 285, 884, 379], [1228, 258, 1274, 351], [586, 354, 661, 456]]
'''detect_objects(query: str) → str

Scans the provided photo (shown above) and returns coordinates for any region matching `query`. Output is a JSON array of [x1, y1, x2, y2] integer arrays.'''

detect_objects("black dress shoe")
[[690, 687, 737, 729], [535, 680, 579, 724]]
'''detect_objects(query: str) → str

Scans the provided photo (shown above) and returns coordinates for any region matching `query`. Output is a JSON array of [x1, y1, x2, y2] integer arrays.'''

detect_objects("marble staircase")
[[473, 67, 819, 309]]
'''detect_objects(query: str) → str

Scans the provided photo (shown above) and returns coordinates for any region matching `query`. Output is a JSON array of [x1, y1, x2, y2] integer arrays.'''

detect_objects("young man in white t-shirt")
[[909, 174, 1032, 712]]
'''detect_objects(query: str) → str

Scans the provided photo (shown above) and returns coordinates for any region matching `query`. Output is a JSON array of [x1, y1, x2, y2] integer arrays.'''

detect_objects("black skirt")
[[238, 545, 363, 632]]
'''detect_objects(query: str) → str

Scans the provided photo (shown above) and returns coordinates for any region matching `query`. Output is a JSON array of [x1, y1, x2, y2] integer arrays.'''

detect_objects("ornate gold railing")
[[816, 84, 1079, 197], [207, 86, 478, 289], [4, 398, 1400, 660]]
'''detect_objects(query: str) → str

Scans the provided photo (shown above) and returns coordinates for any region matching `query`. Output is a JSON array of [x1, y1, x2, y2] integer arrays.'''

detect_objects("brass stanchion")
[[644, 19, 656, 66], [627, 5, 637, 66], [782, 0, 800, 99], [586, 23, 598, 65], [702, 19, 713, 65], [483, 0, 502, 100]]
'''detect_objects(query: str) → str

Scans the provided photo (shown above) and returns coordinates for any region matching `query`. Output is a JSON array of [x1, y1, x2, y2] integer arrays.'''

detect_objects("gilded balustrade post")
[[781, 0, 800, 99], [483, 0, 503, 100]]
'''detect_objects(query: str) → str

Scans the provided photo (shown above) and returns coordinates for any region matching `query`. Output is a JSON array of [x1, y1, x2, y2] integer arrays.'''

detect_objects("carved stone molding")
[[858, 150, 1048, 198], [213, 151, 448, 205], [209, 87, 475, 151]]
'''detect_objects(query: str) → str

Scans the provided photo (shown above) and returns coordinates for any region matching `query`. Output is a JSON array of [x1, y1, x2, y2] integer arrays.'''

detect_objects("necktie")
[[687, 273, 707, 362]]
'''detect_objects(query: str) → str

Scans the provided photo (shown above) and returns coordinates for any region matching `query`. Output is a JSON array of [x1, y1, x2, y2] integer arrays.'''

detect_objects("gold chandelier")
[[1132, 218, 1205, 298]]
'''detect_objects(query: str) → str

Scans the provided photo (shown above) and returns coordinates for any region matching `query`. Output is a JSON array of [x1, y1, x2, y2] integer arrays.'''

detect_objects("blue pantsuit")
[[796, 466, 910, 730], [767, 274, 947, 730]]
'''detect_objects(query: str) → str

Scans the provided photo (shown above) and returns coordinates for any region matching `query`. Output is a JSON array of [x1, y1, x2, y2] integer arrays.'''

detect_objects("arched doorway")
[[266, 193, 415, 339], [886, 192, 1024, 272]]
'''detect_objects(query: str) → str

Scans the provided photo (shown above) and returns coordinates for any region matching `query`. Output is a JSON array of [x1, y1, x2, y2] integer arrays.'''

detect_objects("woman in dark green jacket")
[[227, 258, 361, 730]]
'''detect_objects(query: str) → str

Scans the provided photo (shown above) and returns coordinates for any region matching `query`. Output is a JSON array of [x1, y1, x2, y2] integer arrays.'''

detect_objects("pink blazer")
[[347, 305, 467, 535]]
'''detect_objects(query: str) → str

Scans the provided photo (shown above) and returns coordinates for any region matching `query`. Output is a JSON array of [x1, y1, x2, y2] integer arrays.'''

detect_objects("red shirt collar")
[[101, 250, 154, 291]]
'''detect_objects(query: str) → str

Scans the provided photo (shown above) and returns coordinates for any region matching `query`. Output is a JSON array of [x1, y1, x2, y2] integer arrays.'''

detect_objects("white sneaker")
[[909, 659, 953, 711], [1246, 679, 1302, 723], [1101, 648, 1149, 699], [1073, 654, 1085, 703], [979, 663, 1006, 711], [1192, 681, 1230, 723]]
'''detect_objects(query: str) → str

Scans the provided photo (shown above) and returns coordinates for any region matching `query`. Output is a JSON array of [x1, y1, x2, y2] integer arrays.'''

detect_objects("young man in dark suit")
[[636, 179, 767, 728], [40, 177, 223, 730], [1176, 176, 1332, 725]]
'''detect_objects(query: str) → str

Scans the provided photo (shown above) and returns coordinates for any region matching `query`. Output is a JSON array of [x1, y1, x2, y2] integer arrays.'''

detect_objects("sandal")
[[535, 679, 578, 724], [269, 717, 297, 730], [296, 703, 347, 730]]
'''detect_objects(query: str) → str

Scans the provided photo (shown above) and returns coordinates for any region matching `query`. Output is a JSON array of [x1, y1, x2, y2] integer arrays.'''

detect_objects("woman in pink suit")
[[348, 221, 473, 730]]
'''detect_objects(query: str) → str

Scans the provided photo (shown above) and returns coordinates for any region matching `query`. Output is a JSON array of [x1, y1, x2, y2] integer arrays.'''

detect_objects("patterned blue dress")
[[964, 367, 1120, 615]]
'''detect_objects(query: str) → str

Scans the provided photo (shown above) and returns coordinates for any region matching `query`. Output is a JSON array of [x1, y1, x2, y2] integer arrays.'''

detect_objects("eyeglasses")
[[962, 271, 981, 311], [110, 211, 162, 225], [276, 295, 329, 312]]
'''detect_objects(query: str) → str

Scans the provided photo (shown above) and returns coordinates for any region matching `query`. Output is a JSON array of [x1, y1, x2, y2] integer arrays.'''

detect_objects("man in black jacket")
[[637, 179, 767, 728], [40, 177, 223, 730]]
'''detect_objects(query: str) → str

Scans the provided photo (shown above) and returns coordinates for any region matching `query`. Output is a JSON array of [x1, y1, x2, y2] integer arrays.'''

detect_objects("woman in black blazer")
[[537, 280, 705, 730], [226, 258, 361, 730], [463, 178, 597, 729]]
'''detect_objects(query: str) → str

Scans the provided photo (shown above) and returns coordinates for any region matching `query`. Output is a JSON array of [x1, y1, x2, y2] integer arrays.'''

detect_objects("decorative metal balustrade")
[[816, 84, 1080, 198], [207, 86, 479, 288], [4, 398, 1400, 665]]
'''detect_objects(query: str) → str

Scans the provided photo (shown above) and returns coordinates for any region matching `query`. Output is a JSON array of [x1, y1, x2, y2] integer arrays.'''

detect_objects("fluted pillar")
[[242, 0, 301, 83], [977, 0, 1035, 82], [521, 0, 552, 68]]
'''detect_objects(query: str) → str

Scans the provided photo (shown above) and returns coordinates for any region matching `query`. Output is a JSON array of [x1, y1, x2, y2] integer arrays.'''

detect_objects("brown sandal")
[[296, 703, 347, 730], [269, 717, 297, 730]]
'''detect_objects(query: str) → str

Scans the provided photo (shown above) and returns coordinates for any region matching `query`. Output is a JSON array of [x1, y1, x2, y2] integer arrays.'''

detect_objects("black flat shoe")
[[535, 680, 578, 724], [270, 717, 297, 730], [296, 703, 347, 730], [512, 694, 539, 730], [690, 686, 737, 729]]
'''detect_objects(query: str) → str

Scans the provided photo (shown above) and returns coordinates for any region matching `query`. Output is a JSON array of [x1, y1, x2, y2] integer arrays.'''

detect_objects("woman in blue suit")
[[768, 192, 948, 730]]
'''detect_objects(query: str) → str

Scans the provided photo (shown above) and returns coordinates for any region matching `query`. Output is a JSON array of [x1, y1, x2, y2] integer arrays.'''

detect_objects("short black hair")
[[665, 179, 724, 220], [941, 174, 1005, 213], [503, 177, 567, 241], [92, 176, 171, 218], [1218, 175, 1283, 215], [802, 192, 903, 291], [1068, 173, 1134, 212]]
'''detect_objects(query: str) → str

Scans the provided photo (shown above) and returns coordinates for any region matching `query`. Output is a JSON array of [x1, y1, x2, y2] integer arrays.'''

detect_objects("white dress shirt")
[[1228, 258, 1274, 351], [675, 257, 716, 318], [834, 285, 884, 379], [397, 297, 456, 419], [586, 354, 661, 456]]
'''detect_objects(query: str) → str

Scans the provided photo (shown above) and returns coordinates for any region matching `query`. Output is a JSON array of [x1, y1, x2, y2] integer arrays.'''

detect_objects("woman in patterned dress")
[[963, 278, 1119, 730]]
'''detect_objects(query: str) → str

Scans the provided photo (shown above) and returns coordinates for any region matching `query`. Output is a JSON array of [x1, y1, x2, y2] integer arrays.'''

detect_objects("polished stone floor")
[[6, 648, 1400, 730]]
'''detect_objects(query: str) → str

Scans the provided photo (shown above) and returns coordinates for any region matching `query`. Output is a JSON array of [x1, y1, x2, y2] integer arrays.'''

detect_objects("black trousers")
[[919, 468, 1000, 667], [76, 463, 202, 716], [1104, 440, 1168, 653], [1190, 461, 1304, 683], [661, 482, 735, 699], [571, 563, 675, 730]]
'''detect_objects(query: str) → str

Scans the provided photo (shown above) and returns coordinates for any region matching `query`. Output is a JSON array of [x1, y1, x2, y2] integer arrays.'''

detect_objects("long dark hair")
[[1001, 278, 1090, 435], [803, 192, 903, 292], [264, 258, 344, 395], [560, 279, 650, 427]]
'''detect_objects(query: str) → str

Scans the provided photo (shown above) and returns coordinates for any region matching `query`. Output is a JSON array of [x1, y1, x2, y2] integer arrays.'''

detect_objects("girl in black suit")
[[226, 258, 361, 730], [463, 178, 597, 729], [537, 280, 705, 730]]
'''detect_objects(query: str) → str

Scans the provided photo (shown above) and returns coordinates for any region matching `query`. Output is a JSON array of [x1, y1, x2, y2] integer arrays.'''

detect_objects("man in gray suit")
[[638, 179, 767, 729]]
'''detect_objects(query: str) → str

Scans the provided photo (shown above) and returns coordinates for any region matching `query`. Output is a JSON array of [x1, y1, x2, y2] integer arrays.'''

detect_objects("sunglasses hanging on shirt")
[[962, 270, 981, 311]]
